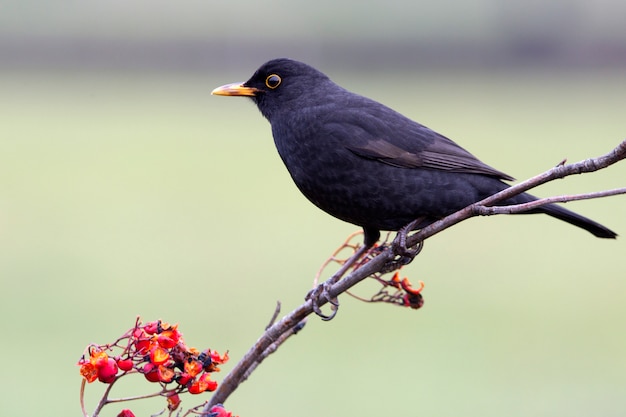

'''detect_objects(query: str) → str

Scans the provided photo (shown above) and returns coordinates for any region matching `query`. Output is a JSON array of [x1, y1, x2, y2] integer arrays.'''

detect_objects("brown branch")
[[206, 138, 626, 410], [476, 187, 626, 216]]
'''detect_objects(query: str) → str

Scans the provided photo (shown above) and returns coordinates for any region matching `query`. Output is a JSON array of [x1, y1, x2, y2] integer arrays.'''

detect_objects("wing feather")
[[324, 102, 514, 181]]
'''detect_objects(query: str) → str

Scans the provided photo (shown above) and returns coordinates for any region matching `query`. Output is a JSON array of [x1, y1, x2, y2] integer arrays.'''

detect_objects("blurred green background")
[[1, 1, 625, 416]]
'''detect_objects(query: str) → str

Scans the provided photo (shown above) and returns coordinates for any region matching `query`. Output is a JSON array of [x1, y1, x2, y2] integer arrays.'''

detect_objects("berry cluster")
[[78, 318, 232, 416], [117, 404, 234, 417]]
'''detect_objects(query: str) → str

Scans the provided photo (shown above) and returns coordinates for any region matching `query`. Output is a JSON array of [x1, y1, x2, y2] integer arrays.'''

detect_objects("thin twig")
[[104, 390, 166, 403], [265, 301, 282, 330], [80, 379, 89, 417], [476, 187, 626, 215]]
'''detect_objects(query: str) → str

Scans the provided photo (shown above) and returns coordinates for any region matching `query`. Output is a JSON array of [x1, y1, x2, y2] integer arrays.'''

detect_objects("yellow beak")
[[211, 83, 259, 97]]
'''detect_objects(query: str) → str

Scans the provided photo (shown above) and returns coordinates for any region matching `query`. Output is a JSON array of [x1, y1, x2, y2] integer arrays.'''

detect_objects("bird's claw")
[[391, 219, 422, 255], [391, 219, 424, 264], [307, 232, 379, 321], [307, 284, 339, 321]]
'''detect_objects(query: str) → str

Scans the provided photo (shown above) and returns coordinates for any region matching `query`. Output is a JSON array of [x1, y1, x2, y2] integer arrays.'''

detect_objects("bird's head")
[[212, 58, 332, 120]]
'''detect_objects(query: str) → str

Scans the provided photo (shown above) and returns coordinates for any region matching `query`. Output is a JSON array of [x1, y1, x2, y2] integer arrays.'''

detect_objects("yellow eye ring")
[[265, 74, 282, 89]]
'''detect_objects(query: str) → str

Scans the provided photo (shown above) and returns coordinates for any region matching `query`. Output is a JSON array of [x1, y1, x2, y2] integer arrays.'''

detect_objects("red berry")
[[117, 358, 134, 372], [157, 334, 176, 349], [142, 363, 160, 383], [208, 404, 232, 417], [144, 321, 159, 335], [97, 358, 118, 384], [177, 372, 192, 386], [167, 392, 181, 411]]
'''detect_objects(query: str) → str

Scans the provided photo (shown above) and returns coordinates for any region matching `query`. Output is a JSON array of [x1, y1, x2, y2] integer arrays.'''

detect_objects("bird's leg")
[[308, 228, 380, 320]]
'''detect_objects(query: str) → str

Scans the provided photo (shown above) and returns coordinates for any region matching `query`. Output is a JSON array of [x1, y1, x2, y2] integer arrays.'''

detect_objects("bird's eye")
[[265, 74, 282, 89]]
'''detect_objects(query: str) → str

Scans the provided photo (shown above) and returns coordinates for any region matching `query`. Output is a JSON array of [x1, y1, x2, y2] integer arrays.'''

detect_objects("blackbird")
[[212, 58, 617, 248]]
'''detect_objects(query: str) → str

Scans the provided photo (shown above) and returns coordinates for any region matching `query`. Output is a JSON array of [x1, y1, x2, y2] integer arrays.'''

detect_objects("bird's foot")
[[306, 284, 339, 321], [307, 234, 378, 321], [392, 219, 422, 256], [386, 219, 425, 270]]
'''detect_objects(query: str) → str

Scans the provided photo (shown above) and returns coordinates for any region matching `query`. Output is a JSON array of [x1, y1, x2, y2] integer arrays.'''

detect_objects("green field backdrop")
[[1, 1, 626, 416]]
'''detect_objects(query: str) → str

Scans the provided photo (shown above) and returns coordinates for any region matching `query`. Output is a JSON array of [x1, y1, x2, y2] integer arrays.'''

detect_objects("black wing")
[[323, 98, 514, 181]]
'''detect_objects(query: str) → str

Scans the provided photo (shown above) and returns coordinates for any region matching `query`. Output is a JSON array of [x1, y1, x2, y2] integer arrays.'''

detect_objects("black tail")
[[538, 203, 617, 239]]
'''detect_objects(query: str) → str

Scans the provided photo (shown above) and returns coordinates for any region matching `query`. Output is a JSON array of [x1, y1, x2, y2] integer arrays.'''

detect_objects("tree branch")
[[206, 138, 625, 410], [476, 187, 626, 216]]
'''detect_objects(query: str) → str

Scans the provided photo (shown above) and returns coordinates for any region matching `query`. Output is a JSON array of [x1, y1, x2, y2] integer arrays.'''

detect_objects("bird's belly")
[[287, 157, 500, 231]]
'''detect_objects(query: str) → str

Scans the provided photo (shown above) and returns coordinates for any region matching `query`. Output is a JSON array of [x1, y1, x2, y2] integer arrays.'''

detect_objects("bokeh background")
[[1, 1, 625, 416]]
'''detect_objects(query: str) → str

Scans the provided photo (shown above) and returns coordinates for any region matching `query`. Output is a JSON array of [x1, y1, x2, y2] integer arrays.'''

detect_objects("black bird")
[[212, 58, 617, 249]]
